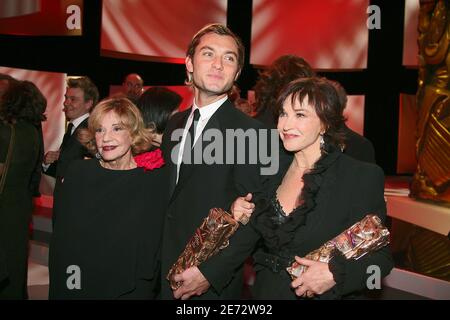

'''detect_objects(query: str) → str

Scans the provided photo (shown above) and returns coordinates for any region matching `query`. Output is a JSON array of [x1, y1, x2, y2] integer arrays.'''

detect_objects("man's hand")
[[173, 266, 210, 300], [44, 150, 60, 165], [230, 193, 254, 224]]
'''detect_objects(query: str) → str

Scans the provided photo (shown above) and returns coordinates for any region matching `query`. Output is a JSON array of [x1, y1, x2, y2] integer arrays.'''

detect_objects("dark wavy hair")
[[0, 80, 47, 125], [328, 79, 348, 113], [254, 55, 315, 118], [276, 77, 346, 148], [137, 87, 182, 134]]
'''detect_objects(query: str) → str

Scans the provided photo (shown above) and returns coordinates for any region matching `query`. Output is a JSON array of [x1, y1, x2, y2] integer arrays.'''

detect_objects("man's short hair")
[[186, 23, 245, 71], [67, 76, 99, 107]]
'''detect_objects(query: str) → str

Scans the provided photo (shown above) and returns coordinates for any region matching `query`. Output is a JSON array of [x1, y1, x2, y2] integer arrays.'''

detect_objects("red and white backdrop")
[[250, 0, 369, 69], [109, 85, 194, 111], [0, 0, 83, 36], [1, 0, 421, 174], [399, 0, 419, 173], [101, 0, 227, 63], [403, 0, 419, 67]]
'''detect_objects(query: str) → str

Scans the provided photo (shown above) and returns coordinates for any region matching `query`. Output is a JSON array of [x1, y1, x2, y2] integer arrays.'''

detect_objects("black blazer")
[[160, 99, 272, 299], [342, 125, 376, 164], [199, 151, 394, 299], [45, 117, 89, 180]]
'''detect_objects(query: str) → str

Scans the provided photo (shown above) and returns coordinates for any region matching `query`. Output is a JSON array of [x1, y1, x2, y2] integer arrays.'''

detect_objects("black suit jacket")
[[199, 152, 394, 299], [45, 118, 89, 180], [342, 125, 376, 164], [160, 99, 272, 299]]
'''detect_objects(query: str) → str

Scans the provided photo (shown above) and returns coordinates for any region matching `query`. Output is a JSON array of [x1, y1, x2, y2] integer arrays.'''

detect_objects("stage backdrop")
[[397, 93, 418, 174], [101, 0, 227, 63], [109, 85, 194, 111], [250, 0, 369, 68], [403, 0, 419, 67], [0, 0, 83, 36]]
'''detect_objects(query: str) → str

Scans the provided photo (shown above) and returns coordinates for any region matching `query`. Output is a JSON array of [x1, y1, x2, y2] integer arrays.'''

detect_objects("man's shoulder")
[[165, 108, 190, 131], [171, 108, 190, 121], [221, 102, 266, 130], [344, 126, 373, 147], [337, 152, 383, 181], [78, 116, 89, 128]]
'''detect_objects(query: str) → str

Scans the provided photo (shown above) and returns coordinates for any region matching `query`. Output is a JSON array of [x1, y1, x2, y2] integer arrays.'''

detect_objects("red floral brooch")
[[134, 148, 165, 171]]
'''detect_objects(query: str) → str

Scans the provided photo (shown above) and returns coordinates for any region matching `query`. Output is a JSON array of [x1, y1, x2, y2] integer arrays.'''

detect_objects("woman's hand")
[[230, 193, 254, 224], [291, 256, 336, 298]]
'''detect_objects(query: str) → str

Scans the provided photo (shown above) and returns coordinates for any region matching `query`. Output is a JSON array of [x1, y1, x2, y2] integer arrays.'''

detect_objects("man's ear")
[[234, 69, 241, 81], [85, 99, 93, 111], [186, 56, 194, 73]]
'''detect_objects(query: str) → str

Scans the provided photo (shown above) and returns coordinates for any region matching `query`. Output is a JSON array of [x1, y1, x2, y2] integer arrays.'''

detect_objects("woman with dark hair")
[[137, 87, 181, 148], [49, 97, 166, 299], [175, 77, 393, 300], [254, 55, 315, 127], [0, 80, 46, 299]]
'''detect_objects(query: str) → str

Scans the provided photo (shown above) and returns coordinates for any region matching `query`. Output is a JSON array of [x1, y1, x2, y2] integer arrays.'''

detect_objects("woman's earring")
[[320, 134, 325, 149], [95, 151, 102, 160]]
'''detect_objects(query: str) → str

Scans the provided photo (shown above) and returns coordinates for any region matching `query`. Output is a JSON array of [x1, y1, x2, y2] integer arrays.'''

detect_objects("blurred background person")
[[228, 84, 254, 116], [122, 73, 144, 104], [0, 80, 46, 299], [228, 84, 241, 104], [234, 98, 254, 117], [328, 80, 376, 163], [49, 97, 166, 299], [137, 86, 182, 149], [0, 74, 17, 97], [43, 76, 99, 186], [0, 73, 17, 290], [253, 55, 315, 127]]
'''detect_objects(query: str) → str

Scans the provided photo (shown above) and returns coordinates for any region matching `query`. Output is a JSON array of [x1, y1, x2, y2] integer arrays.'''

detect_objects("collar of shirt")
[[176, 96, 227, 183], [189, 95, 227, 141], [69, 113, 89, 134], [192, 95, 227, 122]]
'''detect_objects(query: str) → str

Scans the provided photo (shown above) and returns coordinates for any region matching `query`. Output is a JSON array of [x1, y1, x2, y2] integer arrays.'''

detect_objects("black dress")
[[0, 121, 42, 299], [49, 158, 167, 299], [199, 147, 394, 299]]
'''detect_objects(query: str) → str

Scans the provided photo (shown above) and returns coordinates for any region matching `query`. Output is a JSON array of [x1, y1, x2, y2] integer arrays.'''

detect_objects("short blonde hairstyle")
[[78, 97, 153, 155]]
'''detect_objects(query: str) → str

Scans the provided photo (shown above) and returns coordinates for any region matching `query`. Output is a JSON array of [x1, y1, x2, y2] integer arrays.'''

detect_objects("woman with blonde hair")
[[49, 97, 166, 299]]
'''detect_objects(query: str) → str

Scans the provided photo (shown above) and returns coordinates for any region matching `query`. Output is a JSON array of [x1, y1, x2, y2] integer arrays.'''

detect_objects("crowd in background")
[[0, 23, 391, 300]]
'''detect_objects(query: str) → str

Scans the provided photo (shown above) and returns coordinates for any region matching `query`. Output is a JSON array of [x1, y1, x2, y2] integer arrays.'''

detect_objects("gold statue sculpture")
[[411, 0, 450, 204]]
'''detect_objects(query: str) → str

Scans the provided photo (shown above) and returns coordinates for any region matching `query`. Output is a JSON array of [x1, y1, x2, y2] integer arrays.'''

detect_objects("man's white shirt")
[[175, 96, 227, 184]]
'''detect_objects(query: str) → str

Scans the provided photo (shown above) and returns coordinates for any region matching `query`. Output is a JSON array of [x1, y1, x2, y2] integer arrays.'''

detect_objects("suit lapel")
[[169, 100, 232, 203], [63, 117, 89, 156], [167, 110, 191, 199]]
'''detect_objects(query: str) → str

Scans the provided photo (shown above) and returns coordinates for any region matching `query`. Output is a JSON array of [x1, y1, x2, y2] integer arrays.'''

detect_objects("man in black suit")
[[43, 76, 99, 184], [160, 24, 278, 299], [329, 80, 376, 164]]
